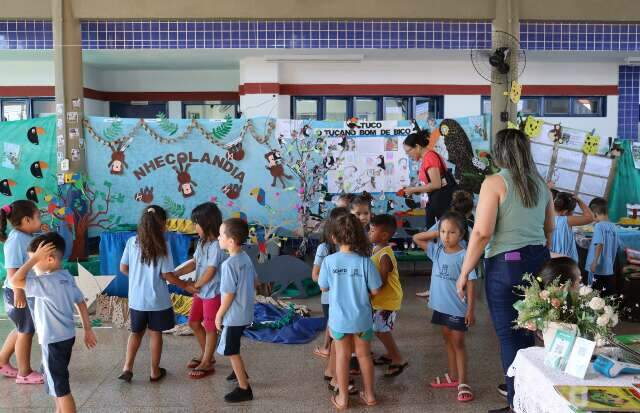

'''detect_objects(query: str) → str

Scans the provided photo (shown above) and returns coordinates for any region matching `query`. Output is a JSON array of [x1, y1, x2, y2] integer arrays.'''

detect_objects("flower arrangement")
[[513, 274, 619, 342]]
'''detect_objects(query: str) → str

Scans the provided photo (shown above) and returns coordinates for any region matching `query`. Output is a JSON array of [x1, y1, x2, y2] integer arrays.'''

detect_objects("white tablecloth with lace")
[[507, 347, 634, 413]]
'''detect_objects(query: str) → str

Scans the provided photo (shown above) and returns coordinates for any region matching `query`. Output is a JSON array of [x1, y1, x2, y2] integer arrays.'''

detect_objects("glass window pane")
[[185, 102, 235, 119], [543, 98, 570, 115], [383, 97, 408, 120], [2, 101, 28, 121], [325, 99, 347, 121], [482, 98, 491, 114], [294, 99, 318, 120], [32, 100, 56, 117], [355, 98, 378, 121], [414, 97, 435, 121], [517, 98, 539, 115], [572, 97, 601, 115]]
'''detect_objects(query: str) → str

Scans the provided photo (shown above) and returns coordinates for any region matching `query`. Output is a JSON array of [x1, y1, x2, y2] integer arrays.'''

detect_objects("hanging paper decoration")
[[264, 150, 292, 188], [212, 114, 233, 139], [583, 132, 601, 155], [173, 162, 197, 197], [249, 187, 266, 206], [155, 112, 178, 136], [108, 137, 133, 175], [226, 142, 245, 161], [26, 126, 46, 145], [507, 80, 522, 104], [134, 186, 154, 204], [507, 121, 518, 130], [524, 116, 544, 138], [605, 137, 625, 159], [163, 196, 185, 218], [222, 183, 241, 199], [103, 118, 123, 140]]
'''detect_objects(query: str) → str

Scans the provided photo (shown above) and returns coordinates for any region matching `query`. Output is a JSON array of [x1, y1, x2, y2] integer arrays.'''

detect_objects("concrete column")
[[491, 0, 520, 143], [238, 58, 285, 118], [52, 0, 85, 174]]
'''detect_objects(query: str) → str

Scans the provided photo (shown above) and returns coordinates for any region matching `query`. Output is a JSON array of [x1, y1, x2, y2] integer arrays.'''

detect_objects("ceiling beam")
[[2, 0, 639, 22]]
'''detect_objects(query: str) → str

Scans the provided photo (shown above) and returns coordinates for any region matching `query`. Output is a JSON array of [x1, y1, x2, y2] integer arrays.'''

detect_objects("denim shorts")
[[431, 310, 467, 332]]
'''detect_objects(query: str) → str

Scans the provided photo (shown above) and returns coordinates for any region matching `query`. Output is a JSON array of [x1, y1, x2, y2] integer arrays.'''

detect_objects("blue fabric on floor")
[[243, 303, 326, 344]]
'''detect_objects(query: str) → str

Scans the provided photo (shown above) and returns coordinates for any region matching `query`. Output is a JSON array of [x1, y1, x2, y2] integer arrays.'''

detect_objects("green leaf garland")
[[156, 112, 178, 136], [212, 114, 233, 140]]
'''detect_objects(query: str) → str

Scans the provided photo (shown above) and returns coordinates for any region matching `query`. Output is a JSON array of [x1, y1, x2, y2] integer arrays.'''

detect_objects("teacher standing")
[[455, 128, 555, 413], [402, 129, 457, 229]]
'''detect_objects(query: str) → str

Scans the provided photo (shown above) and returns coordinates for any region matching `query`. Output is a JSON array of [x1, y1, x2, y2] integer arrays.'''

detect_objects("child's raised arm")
[[412, 231, 438, 251], [11, 241, 56, 289], [567, 197, 595, 227]]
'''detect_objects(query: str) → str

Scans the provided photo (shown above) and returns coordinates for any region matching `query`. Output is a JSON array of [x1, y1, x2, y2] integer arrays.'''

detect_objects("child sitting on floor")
[[11, 232, 97, 413], [369, 214, 407, 377], [414, 211, 476, 403], [585, 197, 620, 296], [215, 218, 257, 403]]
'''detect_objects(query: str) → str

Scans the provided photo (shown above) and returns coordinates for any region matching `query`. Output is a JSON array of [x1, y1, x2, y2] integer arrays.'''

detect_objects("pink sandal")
[[430, 373, 459, 388], [0, 363, 18, 378], [16, 371, 44, 385]]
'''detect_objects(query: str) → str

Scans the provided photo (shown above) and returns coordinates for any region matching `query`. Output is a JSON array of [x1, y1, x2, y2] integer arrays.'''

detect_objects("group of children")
[[0, 199, 259, 412], [0, 183, 622, 411]]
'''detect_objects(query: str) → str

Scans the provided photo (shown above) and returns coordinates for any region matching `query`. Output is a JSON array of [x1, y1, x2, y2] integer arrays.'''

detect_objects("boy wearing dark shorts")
[[11, 233, 96, 413]]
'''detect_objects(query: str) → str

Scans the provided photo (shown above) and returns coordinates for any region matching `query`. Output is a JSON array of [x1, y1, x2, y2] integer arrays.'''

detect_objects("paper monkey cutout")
[[174, 162, 197, 198], [108, 137, 133, 175], [226, 142, 245, 161], [134, 186, 154, 204], [264, 150, 292, 189], [222, 183, 241, 199]]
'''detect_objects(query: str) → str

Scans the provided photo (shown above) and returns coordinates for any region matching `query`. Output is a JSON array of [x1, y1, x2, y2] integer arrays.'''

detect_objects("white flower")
[[604, 305, 614, 317], [539, 290, 550, 300], [597, 313, 610, 327], [579, 286, 593, 296], [589, 297, 606, 311], [609, 314, 619, 327]]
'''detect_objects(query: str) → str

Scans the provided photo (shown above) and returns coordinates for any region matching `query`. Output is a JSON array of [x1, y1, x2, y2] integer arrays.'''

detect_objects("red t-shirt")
[[418, 150, 447, 185]]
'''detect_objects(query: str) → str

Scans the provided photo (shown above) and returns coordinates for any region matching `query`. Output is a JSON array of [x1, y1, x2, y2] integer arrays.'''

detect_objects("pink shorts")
[[188, 294, 221, 332]]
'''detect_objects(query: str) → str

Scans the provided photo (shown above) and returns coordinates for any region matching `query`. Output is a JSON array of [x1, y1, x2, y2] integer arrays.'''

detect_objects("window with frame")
[[481, 96, 606, 117], [183, 101, 238, 119]]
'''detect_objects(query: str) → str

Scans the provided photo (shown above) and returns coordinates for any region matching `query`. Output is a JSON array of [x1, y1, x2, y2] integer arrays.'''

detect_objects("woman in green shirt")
[[455, 128, 555, 413]]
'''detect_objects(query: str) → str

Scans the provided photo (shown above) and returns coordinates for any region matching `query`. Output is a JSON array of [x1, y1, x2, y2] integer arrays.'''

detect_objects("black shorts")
[[322, 304, 329, 320], [42, 337, 75, 397], [4, 288, 35, 334], [129, 307, 175, 333], [216, 325, 247, 356], [431, 310, 468, 332]]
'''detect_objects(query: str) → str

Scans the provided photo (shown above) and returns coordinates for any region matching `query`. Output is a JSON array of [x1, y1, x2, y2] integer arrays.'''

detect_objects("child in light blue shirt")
[[585, 198, 620, 296], [318, 213, 381, 409], [414, 211, 476, 402], [551, 192, 593, 262], [11, 232, 96, 411], [173, 202, 226, 377], [215, 218, 257, 403], [118, 206, 197, 384], [0, 200, 44, 384]]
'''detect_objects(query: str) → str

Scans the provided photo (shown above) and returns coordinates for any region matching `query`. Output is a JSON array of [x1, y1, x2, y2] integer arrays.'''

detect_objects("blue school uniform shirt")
[[318, 252, 382, 334], [194, 240, 227, 299], [3, 229, 34, 288], [219, 250, 256, 326], [426, 242, 477, 318], [551, 216, 579, 262], [25, 270, 83, 345], [120, 236, 174, 311], [585, 221, 620, 276], [427, 222, 471, 249], [314, 243, 331, 305]]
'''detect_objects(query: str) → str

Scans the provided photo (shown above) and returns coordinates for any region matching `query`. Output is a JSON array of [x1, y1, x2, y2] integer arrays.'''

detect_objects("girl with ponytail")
[[0, 200, 45, 384]]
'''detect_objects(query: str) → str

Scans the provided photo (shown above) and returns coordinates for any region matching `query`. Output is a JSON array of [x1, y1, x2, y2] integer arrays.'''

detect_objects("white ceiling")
[[0, 49, 637, 70]]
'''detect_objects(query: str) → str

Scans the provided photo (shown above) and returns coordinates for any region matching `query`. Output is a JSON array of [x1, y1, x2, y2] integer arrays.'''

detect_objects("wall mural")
[[84, 115, 490, 251]]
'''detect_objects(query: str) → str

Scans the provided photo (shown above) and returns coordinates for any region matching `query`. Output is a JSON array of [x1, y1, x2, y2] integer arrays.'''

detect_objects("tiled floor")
[[0, 275, 635, 412]]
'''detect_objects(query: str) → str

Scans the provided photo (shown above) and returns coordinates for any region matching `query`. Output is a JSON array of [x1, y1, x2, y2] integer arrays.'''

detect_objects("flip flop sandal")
[[189, 367, 215, 380], [373, 355, 392, 366], [313, 347, 330, 358], [358, 391, 378, 407], [118, 370, 133, 383], [384, 362, 409, 377], [430, 373, 459, 388], [328, 380, 357, 395], [330, 394, 348, 411], [415, 290, 430, 297], [150, 368, 167, 382], [457, 383, 474, 402], [0, 363, 18, 378], [187, 358, 216, 369], [15, 371, 44, 385]]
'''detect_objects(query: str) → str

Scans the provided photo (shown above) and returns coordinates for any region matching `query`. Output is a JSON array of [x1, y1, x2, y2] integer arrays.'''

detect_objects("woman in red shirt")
[[402, 129, 457, 229]]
